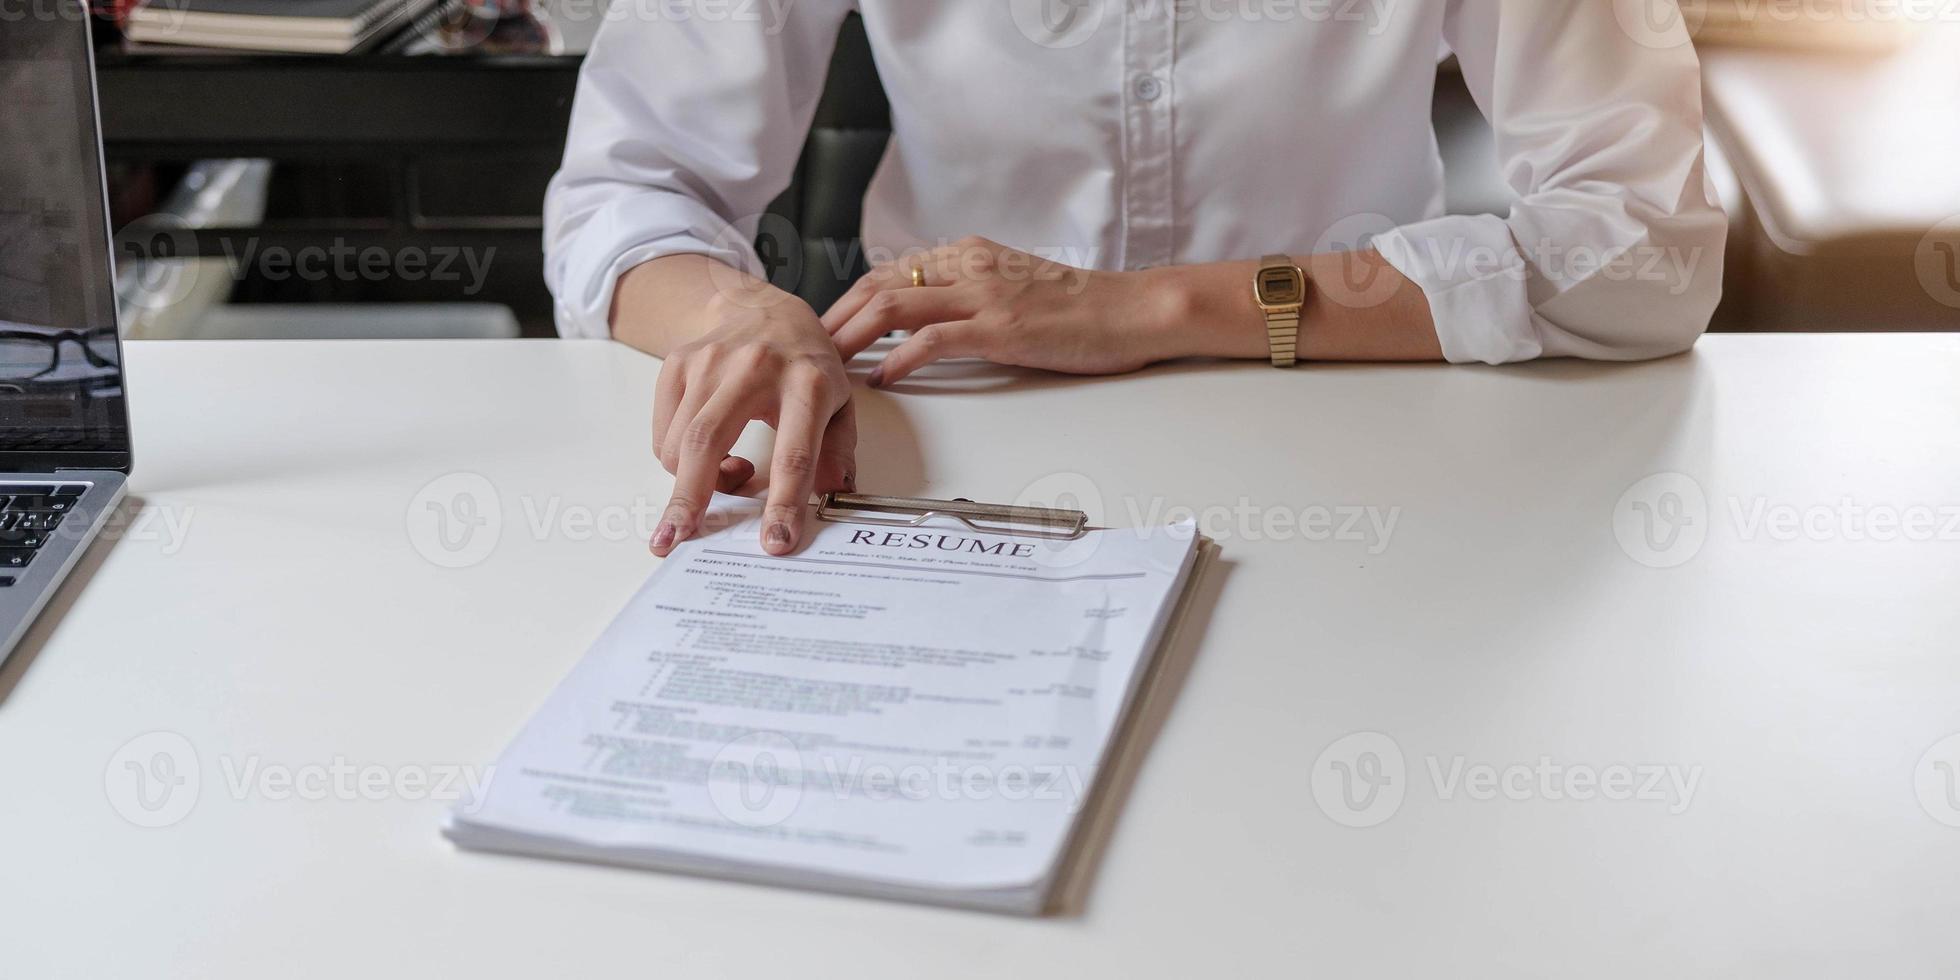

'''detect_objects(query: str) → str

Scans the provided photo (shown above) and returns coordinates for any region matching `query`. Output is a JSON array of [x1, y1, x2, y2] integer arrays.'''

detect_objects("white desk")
[[3, 336, 1958, 977]]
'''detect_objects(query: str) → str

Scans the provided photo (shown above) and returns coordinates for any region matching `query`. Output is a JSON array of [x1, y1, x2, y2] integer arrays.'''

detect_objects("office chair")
[[759, 13, 890, 316]]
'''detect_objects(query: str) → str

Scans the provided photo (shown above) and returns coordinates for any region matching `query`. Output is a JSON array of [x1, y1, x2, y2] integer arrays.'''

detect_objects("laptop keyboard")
[[0, 483, 86, 584]]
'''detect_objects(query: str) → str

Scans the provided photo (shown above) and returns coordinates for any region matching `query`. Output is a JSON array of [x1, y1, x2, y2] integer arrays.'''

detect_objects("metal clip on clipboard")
[[815, 493, 1091, 541]]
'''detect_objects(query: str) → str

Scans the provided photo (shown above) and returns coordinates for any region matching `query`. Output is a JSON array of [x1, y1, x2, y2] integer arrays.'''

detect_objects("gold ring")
[[910, 263, 927, 288]]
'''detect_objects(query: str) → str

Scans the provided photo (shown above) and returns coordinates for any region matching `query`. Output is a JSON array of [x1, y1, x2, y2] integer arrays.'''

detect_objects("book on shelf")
[[123, 0, 440, 55]]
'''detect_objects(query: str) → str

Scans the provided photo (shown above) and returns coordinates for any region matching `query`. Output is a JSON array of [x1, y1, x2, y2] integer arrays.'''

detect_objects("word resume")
[[446, 498, 1204, 913]]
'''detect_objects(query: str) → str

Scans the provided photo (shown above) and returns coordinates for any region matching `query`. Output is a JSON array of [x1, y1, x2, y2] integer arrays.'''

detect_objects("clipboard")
[[815, 492, 1092, 541], [453, 487, 1219, 915]]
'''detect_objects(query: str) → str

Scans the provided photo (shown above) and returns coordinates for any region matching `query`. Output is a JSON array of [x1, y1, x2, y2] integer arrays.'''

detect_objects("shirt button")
[[1134, 75, 1163, 102]]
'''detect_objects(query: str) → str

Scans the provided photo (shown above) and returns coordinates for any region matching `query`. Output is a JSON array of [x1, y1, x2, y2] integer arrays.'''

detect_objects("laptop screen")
[[0, 4, 129, 459]]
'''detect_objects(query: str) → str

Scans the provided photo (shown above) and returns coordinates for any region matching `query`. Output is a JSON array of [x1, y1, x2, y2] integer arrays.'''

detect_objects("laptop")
[[0, 5, 134, 661]]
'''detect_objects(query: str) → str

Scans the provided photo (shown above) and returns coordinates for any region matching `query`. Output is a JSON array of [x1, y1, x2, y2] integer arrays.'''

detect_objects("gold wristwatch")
[[1253, 253, 1307, 368]]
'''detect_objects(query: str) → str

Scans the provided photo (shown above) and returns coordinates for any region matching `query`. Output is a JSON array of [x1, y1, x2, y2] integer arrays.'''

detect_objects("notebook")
[[445, 493, 1213, 914]]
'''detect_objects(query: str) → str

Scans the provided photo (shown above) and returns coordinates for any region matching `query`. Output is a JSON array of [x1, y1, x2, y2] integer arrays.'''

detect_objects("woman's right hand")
[[649, 289, 857, 558]]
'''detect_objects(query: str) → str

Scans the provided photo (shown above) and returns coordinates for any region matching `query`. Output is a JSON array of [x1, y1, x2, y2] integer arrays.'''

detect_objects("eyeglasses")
[[0, 326, 119, 382]]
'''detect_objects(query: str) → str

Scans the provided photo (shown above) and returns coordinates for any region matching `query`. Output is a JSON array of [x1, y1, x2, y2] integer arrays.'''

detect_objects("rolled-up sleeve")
[[1372, 1, 1728, 364], [544, 1, 852, 339]]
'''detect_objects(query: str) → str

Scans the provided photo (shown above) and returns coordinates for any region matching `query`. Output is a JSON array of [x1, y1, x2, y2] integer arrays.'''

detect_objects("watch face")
[[1256, 264, 1306, 306]]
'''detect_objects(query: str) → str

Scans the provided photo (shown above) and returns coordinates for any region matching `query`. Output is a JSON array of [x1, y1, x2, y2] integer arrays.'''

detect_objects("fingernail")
[[867, 366, 885, 388], [766, 523, 793, 551], [652, 522, 676, 550]]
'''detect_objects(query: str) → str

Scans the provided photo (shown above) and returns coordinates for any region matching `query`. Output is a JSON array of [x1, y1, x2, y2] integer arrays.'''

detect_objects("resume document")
[[446, 496, 1204, 913]]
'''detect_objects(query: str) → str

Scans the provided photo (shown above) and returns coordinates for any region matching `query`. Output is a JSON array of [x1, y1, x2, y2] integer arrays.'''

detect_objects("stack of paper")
[[446, 497, 1207, 914]]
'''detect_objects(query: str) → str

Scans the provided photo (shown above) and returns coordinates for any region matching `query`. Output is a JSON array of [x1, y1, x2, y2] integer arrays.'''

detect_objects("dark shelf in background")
[[96, 53, 580, 158], [94, 36, 584, 336]]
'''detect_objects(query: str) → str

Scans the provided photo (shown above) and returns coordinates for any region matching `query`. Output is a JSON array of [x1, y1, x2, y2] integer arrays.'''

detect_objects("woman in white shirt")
[[545, 0, 1726, 557]]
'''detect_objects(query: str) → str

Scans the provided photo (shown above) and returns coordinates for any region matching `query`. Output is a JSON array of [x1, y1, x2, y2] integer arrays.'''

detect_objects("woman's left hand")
[[821, 236, 1182, 386]]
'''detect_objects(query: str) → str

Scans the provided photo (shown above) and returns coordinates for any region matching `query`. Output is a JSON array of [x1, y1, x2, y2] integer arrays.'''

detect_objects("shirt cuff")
[[549, 192, 762, 340], [1372, 213, 1543, 365]]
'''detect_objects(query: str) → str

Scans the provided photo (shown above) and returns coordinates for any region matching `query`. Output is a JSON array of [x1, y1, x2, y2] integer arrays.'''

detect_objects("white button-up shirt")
[[546, 0, 1727, 364]]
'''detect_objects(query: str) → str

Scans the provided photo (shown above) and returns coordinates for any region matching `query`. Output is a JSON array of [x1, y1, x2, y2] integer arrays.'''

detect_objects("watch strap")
[[1265, 310, 1300, 368]]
